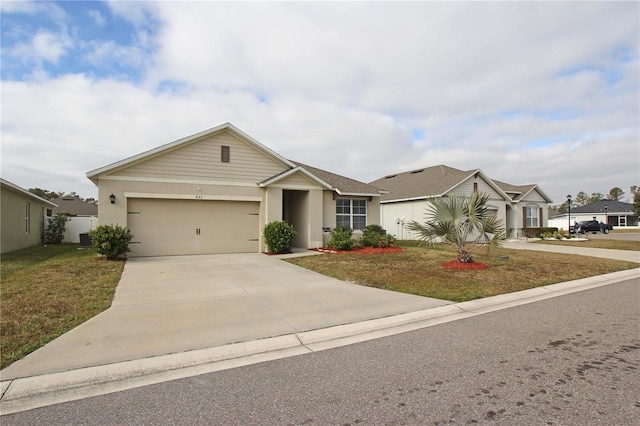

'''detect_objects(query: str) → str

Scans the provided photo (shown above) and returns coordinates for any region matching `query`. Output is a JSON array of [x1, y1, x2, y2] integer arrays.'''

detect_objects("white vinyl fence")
[[46, 216, 99, 243]]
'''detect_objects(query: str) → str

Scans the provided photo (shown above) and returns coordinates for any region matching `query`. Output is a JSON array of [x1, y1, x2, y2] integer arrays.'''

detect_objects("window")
[[473, 182, 478, 192], [525, 206, 539, 227], [221, 145, 230, 162], [25, 202, 31, 233], [336, 199, 367, 230]]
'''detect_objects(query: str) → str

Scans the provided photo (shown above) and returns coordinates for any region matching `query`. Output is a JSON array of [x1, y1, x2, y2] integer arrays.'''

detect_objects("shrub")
[[88, 225, 134, 260], [263, 221, 297, 254], [44, 213, 70, 243], [327, 226, 355, 250], [361, 225, 396, 248]]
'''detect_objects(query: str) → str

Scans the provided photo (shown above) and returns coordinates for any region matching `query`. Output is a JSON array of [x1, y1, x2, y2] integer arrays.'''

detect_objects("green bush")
[[263, 221, 297, 254], [327, 226, 355, 250], [361, 225, 396, 248], [44, 213, 70, 244], [88, 225, 134, 260]]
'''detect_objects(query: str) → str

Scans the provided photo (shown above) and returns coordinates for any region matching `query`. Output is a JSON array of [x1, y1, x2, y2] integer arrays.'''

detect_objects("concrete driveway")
[[2, 252, 451, 380]]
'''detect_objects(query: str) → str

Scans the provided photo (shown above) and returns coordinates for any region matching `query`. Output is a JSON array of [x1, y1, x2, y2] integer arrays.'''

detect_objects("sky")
[[1, 1, 639, 205]]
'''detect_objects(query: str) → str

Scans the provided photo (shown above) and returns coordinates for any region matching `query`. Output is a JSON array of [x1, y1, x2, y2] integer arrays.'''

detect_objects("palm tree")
[[406, 192, 506, 263]]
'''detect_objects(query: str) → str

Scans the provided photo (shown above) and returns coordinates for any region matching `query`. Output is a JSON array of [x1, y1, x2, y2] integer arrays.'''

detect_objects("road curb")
[[1, 267, 638, 415]]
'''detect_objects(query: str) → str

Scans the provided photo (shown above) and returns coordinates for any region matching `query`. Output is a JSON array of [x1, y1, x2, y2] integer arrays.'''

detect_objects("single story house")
[[51, 195, 98, 217], [549, 199, 638, 231], [369, 165, 552, 239], [86, 123, 384, 257], [1, 178, 57, 254], [50, 196, 99, 243]]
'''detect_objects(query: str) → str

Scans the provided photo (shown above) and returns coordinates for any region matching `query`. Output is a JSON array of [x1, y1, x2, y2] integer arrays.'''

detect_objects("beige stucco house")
[[87, 123, 384, 257], [1, 179, 57, 254], [369, 165, 551, 239]]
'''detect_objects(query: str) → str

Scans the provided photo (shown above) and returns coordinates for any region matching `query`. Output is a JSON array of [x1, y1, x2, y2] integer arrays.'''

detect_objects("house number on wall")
[[195, 195, 203, 199]]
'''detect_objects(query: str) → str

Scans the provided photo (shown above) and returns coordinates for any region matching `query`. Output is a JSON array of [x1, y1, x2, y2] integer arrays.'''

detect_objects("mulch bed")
[[441, 260, 488, 270], [311, 246, 404, 255]]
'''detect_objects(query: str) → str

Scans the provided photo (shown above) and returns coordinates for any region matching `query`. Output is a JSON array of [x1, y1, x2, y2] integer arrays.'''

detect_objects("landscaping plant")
[[327, 226, 355, 250], [361, 224, 396, 248], [406, 192, 505, 263], [263, 221, 297, 254], [88, 225, 134, 260], [44, 213, 70, 244]]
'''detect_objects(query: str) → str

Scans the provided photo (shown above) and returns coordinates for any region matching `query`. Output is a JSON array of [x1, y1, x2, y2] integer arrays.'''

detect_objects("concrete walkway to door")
[[1, 252, 451, 380]]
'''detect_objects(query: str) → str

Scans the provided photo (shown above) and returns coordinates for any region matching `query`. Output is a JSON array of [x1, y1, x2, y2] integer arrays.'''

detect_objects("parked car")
[[572, 220, 612, 234]]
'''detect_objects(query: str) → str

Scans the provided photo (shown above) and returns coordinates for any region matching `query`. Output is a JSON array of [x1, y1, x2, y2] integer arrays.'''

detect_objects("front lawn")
[[286, 242, 638, 303], [1, 244, 124, 369]]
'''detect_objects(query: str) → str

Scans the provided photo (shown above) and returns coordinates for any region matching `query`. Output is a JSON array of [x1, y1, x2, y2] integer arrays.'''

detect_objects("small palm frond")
[[406, 192, 506, 262]]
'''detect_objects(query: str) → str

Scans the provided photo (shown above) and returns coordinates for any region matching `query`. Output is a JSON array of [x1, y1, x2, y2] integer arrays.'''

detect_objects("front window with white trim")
[[336, 198, 367, 230], [525, 206, 539, 227]]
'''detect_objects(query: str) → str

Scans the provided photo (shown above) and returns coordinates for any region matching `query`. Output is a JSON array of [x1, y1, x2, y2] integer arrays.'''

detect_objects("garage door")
[[127, 199, 260, 257]]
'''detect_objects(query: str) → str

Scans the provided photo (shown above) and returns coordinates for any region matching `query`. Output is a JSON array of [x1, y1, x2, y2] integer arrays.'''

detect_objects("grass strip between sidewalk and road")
[[1, 244, 124, 370], [286, 241, 638, 304]]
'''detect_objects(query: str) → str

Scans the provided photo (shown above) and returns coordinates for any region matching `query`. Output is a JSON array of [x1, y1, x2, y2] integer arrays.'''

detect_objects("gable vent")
[[221, 145, 230, 162]]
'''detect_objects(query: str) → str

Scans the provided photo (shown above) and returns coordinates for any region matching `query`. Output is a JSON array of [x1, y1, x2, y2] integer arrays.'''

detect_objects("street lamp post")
[[604, 205, 608, 225], [567, 194, 572, 236]]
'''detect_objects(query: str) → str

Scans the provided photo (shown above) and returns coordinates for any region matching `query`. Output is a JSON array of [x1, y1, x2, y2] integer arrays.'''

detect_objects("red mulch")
[[441, 260, 488, 270], [311, 246, 404, 255]]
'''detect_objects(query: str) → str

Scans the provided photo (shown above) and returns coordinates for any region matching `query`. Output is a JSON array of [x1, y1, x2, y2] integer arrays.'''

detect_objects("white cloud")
[[1, 1, 638, 205], [8, 29, 73, 65], [87, 9, 106, 26]]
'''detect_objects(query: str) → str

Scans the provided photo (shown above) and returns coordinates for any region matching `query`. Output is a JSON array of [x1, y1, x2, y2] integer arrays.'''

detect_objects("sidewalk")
[[1, 243, 638, 415], [503, 238, 640, 263]]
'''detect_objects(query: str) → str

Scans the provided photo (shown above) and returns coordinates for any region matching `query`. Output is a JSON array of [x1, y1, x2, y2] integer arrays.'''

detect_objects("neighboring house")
[[51, 196, 98, 217], [50, 196, 99, 243], [0, 179, 57, 254], [86, 123, 384, 257], [549, 199, 638, 231], [369, 165, 552, 239]]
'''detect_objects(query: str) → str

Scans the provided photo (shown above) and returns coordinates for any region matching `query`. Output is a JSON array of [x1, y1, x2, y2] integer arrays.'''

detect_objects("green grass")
[[535, 239, 640, 251], [286, 242, 638, 303], [1, 244, 124, 369], [1, 240, 638, 370]]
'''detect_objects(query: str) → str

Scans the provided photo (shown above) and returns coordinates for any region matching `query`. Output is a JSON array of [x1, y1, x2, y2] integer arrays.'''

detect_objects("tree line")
[[28, 188, 97, 205], [552, 186, 640, 216]]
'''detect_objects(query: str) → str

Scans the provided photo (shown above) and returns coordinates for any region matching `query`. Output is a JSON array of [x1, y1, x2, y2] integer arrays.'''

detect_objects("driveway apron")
[[2, 253, 451, 379]]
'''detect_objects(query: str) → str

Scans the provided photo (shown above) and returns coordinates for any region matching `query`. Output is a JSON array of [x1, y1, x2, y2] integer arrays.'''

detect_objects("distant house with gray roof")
[[369, 165, 552, 239], [549, 199, 638, 230], [51, 196, 98, 217]]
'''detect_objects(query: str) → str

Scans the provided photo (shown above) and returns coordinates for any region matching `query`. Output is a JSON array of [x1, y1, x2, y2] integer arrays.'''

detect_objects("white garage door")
[[127, 199, 260, 257]]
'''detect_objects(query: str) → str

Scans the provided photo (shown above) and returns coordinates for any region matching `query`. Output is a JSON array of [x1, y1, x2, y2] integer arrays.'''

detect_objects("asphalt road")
[[3, 278, 639, 425]]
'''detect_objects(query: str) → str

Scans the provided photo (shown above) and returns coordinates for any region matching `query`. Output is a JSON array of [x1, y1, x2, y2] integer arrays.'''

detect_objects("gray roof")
[[571, 199, 634, 214], [370, 165, 550, 203], [292, 161, 384, 196], [492, 180, 537, 201], [369, 165, 476, 202], [52, 197, 98, 216], [0, 179, 58, 207]]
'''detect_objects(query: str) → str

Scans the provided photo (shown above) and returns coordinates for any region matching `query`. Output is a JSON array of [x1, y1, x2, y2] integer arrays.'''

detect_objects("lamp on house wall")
[[109, 193, 116, 204], [567, 194, 572, 234]]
